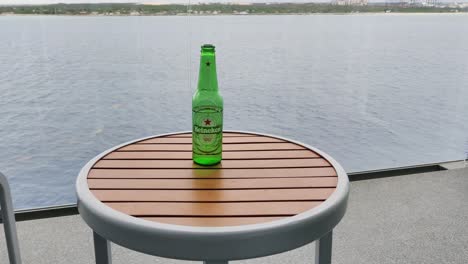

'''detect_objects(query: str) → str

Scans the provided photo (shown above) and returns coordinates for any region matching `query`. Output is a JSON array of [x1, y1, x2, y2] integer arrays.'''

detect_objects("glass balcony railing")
[[0, 1, 467, 210]]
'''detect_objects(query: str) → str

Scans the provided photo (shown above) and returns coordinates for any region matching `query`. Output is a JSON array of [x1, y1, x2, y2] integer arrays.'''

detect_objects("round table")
[[76, 131, 349, 264]]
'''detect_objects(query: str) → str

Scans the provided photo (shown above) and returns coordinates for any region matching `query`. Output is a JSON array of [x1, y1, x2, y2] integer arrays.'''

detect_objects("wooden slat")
[[139, 137, 284, 144], [142, 217, 284, 227], [104, 150, 319, 160], [168, 133, 254, 138], [88, 167, 338, 179], [93, 158, 330, 169], [105, 201, 319, 216], [118, 143, 304, 152], [88, 177, 338, 190], [87, 132, 339, 227], [91, 188, 334, 202]]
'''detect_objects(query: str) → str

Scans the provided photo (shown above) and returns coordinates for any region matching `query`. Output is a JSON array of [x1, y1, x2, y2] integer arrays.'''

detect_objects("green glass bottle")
[[192, 44, 224, 165]]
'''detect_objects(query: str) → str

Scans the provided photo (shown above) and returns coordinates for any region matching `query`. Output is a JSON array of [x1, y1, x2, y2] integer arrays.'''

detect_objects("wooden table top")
[[87, 132, 338, 227]]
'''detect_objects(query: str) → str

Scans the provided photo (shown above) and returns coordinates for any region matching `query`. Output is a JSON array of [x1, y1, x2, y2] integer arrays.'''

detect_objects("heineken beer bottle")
[[192, 44, 223, 165]]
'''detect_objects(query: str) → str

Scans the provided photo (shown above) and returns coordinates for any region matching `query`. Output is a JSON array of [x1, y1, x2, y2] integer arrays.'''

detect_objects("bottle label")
[[192, 106, 223, 155]]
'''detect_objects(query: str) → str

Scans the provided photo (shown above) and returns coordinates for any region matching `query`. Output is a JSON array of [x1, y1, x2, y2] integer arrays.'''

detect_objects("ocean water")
[[0, 14, 467, 209]]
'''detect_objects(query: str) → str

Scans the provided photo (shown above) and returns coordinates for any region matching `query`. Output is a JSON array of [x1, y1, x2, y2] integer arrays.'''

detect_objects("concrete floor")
[[1, 168, 467, 264]]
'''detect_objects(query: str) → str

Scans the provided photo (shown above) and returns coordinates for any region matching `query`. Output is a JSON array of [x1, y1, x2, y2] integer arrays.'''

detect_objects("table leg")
[[203, 261, 228, 264], [93, 231, 112, 264], [315, 230, 333, 264]]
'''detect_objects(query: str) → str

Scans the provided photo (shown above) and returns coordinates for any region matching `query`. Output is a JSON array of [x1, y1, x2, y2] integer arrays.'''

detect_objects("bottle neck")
[[197, 53, 218, 92]]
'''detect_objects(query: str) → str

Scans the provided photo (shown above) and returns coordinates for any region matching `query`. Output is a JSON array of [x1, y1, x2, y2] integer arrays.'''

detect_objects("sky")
[[1, 0, 322, 4], [0, 0, 385, 4], [1, 0, 465, 4]]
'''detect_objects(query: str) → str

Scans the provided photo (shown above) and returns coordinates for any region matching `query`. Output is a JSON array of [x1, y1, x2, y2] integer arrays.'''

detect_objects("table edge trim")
[[76, 130, 349, 260]]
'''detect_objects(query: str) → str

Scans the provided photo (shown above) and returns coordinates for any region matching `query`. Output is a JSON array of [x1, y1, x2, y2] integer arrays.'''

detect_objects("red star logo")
[[204, 119, 211, 126]]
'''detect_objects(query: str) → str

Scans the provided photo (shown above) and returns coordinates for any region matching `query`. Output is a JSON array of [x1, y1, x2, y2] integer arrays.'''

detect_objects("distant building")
[[354, 0, 369, 5], [231, 2, 252, 5], [331, 0, 368, 6], [423, 0, 439, 6], [407, 0, 442, 6], [333, 0, 347, 5]]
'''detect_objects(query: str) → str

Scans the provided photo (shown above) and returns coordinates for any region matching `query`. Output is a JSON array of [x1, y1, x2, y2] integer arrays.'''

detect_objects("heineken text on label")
[[192, 44, 224, 165], [193, 125, 223, 134]]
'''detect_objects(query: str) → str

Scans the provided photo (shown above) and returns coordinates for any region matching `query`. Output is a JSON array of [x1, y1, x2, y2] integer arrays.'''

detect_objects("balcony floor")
[[1, 167, 467, 264]]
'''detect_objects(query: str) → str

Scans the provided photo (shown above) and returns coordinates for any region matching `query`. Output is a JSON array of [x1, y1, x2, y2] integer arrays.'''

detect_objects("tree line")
[[0, 3, 465, 15]]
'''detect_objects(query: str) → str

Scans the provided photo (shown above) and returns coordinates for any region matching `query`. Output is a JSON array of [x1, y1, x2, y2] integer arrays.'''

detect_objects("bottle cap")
[[201, 44, 215, 53]]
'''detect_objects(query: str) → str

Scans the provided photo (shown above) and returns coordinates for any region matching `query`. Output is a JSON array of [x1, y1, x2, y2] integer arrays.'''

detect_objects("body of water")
[[1, 14, 467, 209]]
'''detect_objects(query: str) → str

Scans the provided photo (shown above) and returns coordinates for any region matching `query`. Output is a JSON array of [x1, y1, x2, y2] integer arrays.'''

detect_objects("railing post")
[[0, 172, 22, 264]]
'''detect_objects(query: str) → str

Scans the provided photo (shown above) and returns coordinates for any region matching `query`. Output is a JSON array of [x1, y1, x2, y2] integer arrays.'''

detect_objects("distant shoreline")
[[1, 3, 467, 16], [1, 12, 468, 17]]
